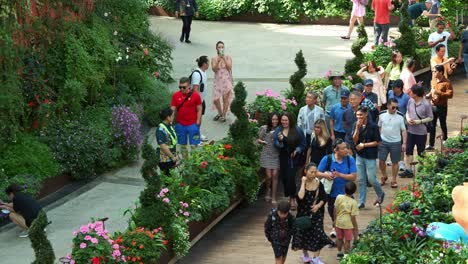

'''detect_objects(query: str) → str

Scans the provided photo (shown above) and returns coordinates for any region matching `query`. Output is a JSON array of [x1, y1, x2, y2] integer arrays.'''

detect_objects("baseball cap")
[[340, 89, 350, 98], [425, 0, 433, 4], [364, 79, 374, 86], [353, 83, 364, 92]]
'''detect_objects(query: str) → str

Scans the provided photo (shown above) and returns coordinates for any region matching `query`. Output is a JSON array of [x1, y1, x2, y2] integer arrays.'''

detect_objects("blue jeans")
[[356, 155, 384, 206], [374, 23, 390, 45], [464, 54, 468, 79]]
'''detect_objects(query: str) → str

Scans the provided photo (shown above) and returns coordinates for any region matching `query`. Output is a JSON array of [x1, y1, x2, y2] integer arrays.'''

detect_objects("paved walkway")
[[0, 16, 466, 263]]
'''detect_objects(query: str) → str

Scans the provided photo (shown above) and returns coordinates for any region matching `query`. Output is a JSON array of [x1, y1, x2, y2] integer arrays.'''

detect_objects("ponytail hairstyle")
[[196, 55, 209, 68]]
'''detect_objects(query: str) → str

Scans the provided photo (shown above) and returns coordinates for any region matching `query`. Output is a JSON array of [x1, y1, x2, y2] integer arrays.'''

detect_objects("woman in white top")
[[399, 59, 419, 94], [357, 61, 387, 107]]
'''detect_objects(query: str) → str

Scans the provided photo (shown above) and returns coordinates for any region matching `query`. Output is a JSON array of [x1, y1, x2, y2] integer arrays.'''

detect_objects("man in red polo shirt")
[[171, 77, 202, 157], [372, 0, 394, 45]]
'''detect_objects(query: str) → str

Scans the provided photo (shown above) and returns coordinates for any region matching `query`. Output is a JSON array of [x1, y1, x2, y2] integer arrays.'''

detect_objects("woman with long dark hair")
[[257, 112, 281, 205], [274, 112, 306, 210], [307, 119, 333, 166]]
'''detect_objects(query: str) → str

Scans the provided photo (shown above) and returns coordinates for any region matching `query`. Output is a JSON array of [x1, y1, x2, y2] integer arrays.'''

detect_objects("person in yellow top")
[[334, 181, 359, 260], [430, 44, 456, 82]]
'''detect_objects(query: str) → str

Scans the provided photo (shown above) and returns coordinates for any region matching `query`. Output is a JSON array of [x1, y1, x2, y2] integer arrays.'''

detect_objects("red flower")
[[401, 234, 410, 240], [44, 99, 51, 105], [162, 240, 168, 245], [28, 101, 35, 107], [92, 257, 100, 264], [200, 161, 208, 169], [143, 48, 149, 56], [139, 244, 144, 249], [223, 144, 232, 149], [412, 208, 420, 215], [179, 182, 185, 187], [35, 94, 40, 99], [411, 226, 418, 233], [153, 71, 159, 78], [223, 156, 229, 161], [413, 190, 421, 198]]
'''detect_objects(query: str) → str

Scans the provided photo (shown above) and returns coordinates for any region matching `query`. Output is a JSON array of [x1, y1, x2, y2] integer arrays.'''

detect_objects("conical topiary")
[[344, 24, 368, 82], [396, 0, 417, 57], [30, 211, 55, 264], [289, 50, 307, 103]]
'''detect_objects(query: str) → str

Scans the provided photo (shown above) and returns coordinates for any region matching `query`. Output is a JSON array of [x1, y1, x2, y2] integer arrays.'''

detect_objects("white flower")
[[113, 31, 118, 36], [104, 12, 108, 17], [126, 47, 129, 52], [125, 55, 129, 60]]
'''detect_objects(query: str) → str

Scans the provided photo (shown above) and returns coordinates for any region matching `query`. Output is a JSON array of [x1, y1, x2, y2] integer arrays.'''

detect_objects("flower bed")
[[342, 134, 468, 263]]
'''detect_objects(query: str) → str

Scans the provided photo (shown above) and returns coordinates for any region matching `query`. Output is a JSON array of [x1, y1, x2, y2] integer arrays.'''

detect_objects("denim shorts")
[[378, 141, 402, 163], [175, 123, 200, 145]]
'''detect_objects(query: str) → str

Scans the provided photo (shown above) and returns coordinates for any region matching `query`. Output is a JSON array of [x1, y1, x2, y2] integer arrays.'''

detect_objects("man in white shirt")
[[297, 91, 325, 150], [378, 99, 407, 188], [191, 55, 209, 142], [428, 21, 455, 57]]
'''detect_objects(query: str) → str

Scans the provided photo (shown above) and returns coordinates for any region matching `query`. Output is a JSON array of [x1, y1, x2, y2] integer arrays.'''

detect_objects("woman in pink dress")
[[211, 41, 234, 122], [341, 0, 366, 40]]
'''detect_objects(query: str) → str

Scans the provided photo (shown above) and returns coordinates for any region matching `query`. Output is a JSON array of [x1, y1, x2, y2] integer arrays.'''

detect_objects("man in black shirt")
[[0, 183, 42, 238], [352, 107, 385, 209]]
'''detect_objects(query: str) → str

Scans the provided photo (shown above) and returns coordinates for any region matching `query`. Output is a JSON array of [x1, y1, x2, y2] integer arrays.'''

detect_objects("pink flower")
[[79, 225, 89, 234], [70, 261, 75, 264], [348, 75, 353, 81], [183, 212, 190, 217], [112, 249, 121, 257], [80, 242, 87, 249], [84, 235, 92, 240], [88, 223, 95, 229], [182, 202, 189, 208], [162, 188, 169, 193], [73, 231, 78, 236], [281, 102, 287, 110], [163, 197, 170, 203], [113, 244, 119, 250], [255, 91, 262, 96], [144, 48, 149, 56], [91, 238, 98, 244], [153, 71, 159, 78], [324, 69, 332, 78]]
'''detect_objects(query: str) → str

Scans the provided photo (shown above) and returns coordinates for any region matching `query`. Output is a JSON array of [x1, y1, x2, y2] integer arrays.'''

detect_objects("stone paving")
[[0, 15, 466, 263]]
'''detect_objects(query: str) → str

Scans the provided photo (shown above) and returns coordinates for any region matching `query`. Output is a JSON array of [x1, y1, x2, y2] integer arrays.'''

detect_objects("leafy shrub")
[[30, 211, 55, 264], [115, 224, 166, 263], [395, 0, 417, 57], [364, 44, 393, 69], [287, 50, 307, 112], [344, 24, 368, 82], [0, 134, 59, 198]]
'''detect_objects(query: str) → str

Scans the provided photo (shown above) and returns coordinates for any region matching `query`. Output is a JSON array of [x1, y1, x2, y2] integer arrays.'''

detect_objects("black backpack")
[[325, 154, 351, 173], [189, 69, 204, 93]]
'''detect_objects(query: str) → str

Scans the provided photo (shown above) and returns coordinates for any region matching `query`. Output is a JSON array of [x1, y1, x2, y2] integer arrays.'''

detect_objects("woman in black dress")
[[307, 119, 333, 165], [292, 163, 332, 264], [274, 112, 306, 210]]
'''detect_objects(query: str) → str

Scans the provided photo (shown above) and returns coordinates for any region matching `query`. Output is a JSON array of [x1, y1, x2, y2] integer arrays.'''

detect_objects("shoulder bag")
[[413, 102, 433, 133], [295, 183, 320, 231]]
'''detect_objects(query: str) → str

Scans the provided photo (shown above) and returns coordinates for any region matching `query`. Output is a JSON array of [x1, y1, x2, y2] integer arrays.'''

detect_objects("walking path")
[[0, 16, 466, 263]]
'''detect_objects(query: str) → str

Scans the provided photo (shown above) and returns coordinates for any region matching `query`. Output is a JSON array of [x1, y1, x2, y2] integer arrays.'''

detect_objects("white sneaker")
[[17, 230, 29, 238], [200, 134, 208, 142], [329, 228, 336, 238], [399, 161, 406, 171], [386, 161, 392, 166]]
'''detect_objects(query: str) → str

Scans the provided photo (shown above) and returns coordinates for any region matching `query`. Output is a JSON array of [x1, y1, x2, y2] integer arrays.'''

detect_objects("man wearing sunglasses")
[[378, 99, 407, 189], [171, 77, 203, 157]]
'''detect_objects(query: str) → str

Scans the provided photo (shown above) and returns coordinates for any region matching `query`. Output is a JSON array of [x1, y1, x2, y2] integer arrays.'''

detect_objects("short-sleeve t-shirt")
[[13, 192, 42, 226], [428, 31, 451, 57], [372, 0, 392, 24], [385, 62, 403, 81], [408, 3, 427, 19], [190, 68, 207, 101], [334, 194, 359, 229], [352, 121, 381, 159], [378, 111, 406, 142], [317, 154, 357, 198], [171, 90, 202, 126], [388, 90, 410, 115], [323, 85, 350, 113], [461, 30, 468, 54], [330, 103, 351, 133], [406, 98, 433, 135], [156, 123, 177, 163]]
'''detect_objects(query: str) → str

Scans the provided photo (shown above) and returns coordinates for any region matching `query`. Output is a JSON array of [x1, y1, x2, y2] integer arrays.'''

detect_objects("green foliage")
[[344, 24, 368, 82], [364, 45, 393, 69], [415, 48, 432, 68], [345, 135, 468, 263], [246, 89, 298, 125], [116, 225, 167, 262], [30, 211, 55, 264], [396, 0, 417, 57], [229, 82, 257, 160], [288, 50, 307, 107]]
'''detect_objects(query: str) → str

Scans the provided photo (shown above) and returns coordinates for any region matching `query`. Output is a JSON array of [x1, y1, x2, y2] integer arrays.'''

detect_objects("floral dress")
[[292, 181, 333, 251], [259, 125, 280, 169], [212, 57, 234, 110], [351, 0, 366, 17]]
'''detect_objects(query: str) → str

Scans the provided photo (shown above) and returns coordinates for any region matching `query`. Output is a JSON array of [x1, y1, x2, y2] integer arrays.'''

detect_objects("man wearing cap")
[[330, 90, 351, 141], [407, 0, 433, 27], [362, 79, 380, 123], [388, 79, 410, 115], [322, 72, 350, 130]]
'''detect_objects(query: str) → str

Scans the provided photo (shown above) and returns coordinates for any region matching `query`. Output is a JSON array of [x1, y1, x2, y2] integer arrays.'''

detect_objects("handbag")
[[321, 178, 334, 194], [413, 102, 433, 133], [295, 185, 320, 231]]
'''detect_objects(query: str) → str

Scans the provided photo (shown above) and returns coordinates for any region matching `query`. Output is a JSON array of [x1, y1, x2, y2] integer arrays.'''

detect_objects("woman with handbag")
[[274, 112, 306, 210], [357, 61, 387, 110], [292, 163, 332, 264], [212, 41, 233, 122]]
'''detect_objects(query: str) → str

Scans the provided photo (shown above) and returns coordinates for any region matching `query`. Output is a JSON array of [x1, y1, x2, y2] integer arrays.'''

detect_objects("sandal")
[[380, 176, 388, 186], [391, 182, 398, 188], [219, 116, 226, 122], [213, 115, 221, 121]]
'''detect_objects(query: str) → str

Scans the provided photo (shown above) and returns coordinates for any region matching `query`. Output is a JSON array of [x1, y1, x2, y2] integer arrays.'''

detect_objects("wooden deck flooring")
[[177, 76, 468, 264]]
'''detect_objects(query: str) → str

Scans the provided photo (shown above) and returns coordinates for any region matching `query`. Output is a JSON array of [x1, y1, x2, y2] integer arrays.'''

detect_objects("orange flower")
[[224, 144, 232, 149], [224, 156, 229, 160], [139, 244, 144, 249], [218, 155, 225, 159], [137, 257, 141, 260]]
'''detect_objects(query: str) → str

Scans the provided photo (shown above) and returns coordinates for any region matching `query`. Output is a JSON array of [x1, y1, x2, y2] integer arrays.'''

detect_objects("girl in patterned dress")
[[292, 163, 333, 264], [257, 112, 281, 205], [211, 41, 234, 122]]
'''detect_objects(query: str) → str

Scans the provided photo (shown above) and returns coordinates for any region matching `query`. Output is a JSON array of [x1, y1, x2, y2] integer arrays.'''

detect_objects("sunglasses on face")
[[391, 106, 398, 110], [179, 85, 188, 89]]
